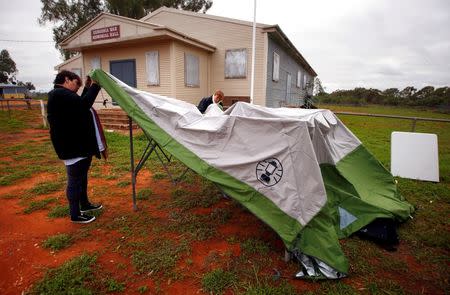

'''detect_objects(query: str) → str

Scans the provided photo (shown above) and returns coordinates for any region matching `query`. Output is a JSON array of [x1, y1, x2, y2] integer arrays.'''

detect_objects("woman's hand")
[[85, 76, 92, 88]]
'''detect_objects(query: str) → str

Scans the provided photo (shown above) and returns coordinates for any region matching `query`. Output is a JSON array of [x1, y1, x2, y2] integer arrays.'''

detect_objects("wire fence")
[[0, 99, 48, 127], [2, 99, 449, 132], [0, 99, 42, 111], [334, 111, 450, 132]]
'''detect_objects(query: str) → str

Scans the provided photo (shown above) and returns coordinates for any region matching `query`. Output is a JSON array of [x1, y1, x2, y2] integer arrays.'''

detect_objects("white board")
[[391, 132, 439, 182]]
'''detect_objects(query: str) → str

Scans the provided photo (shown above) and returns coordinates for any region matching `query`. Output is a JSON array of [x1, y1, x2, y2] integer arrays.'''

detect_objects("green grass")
[[106, 212, 157, 237], [47, 205, 69, 218], [0, 131, 62, 186], [29, 253, 97, 294], [42, 233, 73, 251], [137, 188, 153, 200], [131, 239, 190, 278], [152, 172, 166, 179], [241, 238, 271, 255], [0, 193, 16, 199], [28, 181, 65, 195], [161, 182, 222, 211], [364, 280, 406, 295], [319, 103, 450, 119], [0, 170, 34, 186], [117, 180, 130, 187], [0, 110, 36, 133], [137, 285, 148, 293], [201, 269, 237, 294], [314, 281, 358, 295], [106, 278, 125, 292], [23, 198, 57, 214], [166, 211, 217, 241], [242, 281, 298, 295], [210, 208, 232, 224]]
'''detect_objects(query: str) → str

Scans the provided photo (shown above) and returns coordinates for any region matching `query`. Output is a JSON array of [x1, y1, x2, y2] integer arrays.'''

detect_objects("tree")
[[17, 81, 36, 91], [414, 86, 434, 99], [313, 77, 326, 96], [106, 0, 147, 19], [105, 0, 212, 19], [39, 0, 105, 60], [25, 82, 36, 91], [0, 49, 18, 83], [39, 0, 213, 60], [383, 88, 400, 97], [399, 86, 417, 98], [164, 0, 213, 12]]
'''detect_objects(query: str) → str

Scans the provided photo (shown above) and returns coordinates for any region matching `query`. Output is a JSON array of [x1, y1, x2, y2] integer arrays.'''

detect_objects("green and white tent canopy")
[[90, 69, 414, 279]]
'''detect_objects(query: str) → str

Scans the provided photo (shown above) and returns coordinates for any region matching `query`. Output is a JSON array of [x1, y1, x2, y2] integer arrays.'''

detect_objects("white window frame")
[[296, 70, 301, 88], [91, 57, 101, 70], [184, 53, 200, 87], [145, 51, 160, 86], [286, 73, 291, 100], [272, 52, 280, 82], [303, 74, 308, 90], [225, 48, 247, 79]]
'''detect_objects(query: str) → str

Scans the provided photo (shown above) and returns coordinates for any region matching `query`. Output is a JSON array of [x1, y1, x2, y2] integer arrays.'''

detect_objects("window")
[[185, 53, 199, 87], [272, 52, 280, 82], [225, 48, 247, 78], [91, 57, 101, 69], [296, 70, 301, 88], [145, 51, 160, 85], [286, 73, 291, 100], [303, 74, 308, 89]]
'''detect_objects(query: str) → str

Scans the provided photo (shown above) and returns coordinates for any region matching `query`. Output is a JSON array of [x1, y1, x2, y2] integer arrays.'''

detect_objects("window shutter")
[[273, 52, 280, 81], [91, 57, 101, 70], [225, 49, 247, 78], [185, 53, 199, 87], [146, 51, 160, 85]]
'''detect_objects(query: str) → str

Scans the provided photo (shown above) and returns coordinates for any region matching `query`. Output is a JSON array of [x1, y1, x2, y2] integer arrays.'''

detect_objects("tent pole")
[[129, 116, 137, 211]]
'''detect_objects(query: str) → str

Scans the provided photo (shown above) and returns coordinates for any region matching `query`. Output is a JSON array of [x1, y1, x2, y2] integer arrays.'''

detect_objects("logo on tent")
[[256, 158, 283, 187]]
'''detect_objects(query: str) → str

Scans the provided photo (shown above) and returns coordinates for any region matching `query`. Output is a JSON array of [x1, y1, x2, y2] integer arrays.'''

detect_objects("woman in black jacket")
[[47, 70, 104, 224], [197, 90, 224, 113]]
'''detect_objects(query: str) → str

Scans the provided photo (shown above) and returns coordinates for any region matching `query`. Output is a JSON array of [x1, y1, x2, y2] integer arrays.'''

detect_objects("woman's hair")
[[53, 70, 81, 86]]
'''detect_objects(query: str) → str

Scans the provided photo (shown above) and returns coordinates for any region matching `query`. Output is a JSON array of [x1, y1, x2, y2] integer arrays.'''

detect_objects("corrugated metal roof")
[[0, 84, 27, 89]]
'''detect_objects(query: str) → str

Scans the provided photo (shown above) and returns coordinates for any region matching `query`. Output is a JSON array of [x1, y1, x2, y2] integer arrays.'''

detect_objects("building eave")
[[59, 12, 215, 53], [53, 54, 82, 71], [263, 25, 317, 77], [141, 6, 270, 28]]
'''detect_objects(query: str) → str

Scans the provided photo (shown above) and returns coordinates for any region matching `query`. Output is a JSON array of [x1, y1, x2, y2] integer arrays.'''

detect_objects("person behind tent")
[[47, 70, 107, 224], [197, 90, 224, 113]]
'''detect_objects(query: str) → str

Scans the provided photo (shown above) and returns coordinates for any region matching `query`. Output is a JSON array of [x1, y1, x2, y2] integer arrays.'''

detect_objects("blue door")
[[110, 59, 137, 87]]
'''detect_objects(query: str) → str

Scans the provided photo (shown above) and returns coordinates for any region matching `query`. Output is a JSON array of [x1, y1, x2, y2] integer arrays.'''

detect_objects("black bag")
[[357, 218, 399, 251]]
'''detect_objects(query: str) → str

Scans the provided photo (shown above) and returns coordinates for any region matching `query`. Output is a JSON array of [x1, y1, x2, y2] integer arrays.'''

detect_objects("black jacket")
[[197, 95, 213, 114], [47, 84, 101, 160], [197, 95, 223, 113]]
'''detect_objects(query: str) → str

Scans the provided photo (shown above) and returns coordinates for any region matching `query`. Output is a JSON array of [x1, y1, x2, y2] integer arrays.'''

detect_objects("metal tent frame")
[[128, 117, 190, 211]]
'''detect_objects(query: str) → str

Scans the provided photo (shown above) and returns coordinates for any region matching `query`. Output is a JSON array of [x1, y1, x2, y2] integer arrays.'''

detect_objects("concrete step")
[[96, 108, 138, 130], [103, 122, 139, 130], [100, 117, 131, 124]]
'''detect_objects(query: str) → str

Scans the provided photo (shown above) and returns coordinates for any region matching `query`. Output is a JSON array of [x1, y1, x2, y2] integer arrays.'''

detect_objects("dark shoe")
[[80, 204, 103, 214], [71, 215, 96, 224]]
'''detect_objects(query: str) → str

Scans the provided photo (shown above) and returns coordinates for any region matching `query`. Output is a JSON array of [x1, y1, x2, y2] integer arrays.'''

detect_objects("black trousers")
[[65, 156, 92, 220]]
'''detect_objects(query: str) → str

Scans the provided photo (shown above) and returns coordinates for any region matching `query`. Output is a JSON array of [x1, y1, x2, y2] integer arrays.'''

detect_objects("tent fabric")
[[90, 69, 414, 278]]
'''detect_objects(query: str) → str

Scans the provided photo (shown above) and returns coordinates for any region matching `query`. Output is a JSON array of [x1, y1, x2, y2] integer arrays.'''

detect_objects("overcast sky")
[[0, 0, 449, 92]]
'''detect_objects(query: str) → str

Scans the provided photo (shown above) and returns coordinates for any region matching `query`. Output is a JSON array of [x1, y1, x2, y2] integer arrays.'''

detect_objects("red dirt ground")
[[0, 122, 447, 294]]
